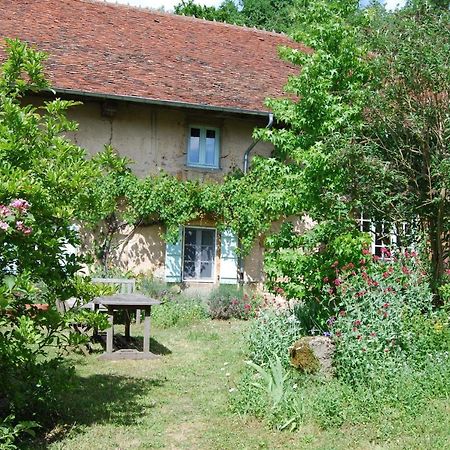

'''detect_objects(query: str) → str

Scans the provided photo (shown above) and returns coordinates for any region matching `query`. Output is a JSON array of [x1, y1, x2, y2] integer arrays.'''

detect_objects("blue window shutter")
[[220, 229, 238, 284], [165, 228, 182, 283]]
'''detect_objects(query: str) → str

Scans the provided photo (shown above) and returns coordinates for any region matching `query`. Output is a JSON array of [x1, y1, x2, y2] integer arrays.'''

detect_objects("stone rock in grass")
[[289, 336, 335, 377]]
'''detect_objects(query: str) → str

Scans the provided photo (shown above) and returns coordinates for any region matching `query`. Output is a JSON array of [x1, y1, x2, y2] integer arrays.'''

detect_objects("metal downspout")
[[239, 113, 274, 283], [243, 113, 274, 174]]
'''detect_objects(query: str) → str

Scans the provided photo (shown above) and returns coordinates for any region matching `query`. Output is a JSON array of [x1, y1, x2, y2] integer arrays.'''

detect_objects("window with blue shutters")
[[164, 228, 182, 283], [220, 229, 238, 284], [165, 227, 237, 284]]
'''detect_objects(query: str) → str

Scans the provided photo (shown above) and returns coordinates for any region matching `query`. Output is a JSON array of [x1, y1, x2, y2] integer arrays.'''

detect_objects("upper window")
[[187, 126, 220, 169]]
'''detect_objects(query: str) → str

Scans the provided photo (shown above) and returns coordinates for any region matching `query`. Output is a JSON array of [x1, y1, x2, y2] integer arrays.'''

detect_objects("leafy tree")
[[174, 0, 244, 24], [174, 0, 296, 33], [240, 0, 296, 32], [0, 39, 106, 442], [353, 3, 450, 286]]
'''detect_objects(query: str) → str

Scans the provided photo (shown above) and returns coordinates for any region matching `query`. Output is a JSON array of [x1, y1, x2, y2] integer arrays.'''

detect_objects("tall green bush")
[[0, 39, 104, 445]]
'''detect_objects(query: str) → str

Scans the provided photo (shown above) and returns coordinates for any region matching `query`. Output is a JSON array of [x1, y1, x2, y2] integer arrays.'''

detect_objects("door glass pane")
[[205, 129, 216, 166], [200, 246, 214, 261], [184, 245, 196, 261], [184, 228, 197, 245], [200, 262, 213, 278], [188, 128, 200, 164], [201, 229, 214, 246], [183, 261, 196, 279]]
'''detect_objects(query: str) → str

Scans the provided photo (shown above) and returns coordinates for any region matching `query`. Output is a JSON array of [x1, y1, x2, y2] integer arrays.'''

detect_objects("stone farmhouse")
[[0, 0, 308, 286]]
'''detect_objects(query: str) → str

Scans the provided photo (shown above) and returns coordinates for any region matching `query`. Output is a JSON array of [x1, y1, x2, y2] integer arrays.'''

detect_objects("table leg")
[[106, 307, 114, 354], [125, 310, 131, 341], [143, 306, 151, 354], [93, 303, 99, 340]]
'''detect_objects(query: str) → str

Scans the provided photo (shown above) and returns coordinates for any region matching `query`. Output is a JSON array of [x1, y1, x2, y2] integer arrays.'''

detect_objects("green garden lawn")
[[33, 320, 450, 450]]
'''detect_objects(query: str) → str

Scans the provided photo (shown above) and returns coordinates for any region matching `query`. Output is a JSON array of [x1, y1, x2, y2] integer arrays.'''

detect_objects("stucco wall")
[[61, 97, 276, 282], [66, 100, 273, 180]]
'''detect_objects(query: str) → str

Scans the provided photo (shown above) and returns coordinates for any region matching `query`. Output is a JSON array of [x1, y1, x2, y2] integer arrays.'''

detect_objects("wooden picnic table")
[[92, 293, 161, 360]]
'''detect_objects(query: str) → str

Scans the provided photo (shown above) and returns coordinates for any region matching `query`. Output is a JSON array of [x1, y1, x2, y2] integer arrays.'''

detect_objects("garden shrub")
[[207, 285, 260, 320], [326, 250, 434, 382], [140, 277, 170, 300], [232, 247, 450, 431], [247, 307, 302, 367], [151, 294, 208, 328], [0, 40, 108, 446]]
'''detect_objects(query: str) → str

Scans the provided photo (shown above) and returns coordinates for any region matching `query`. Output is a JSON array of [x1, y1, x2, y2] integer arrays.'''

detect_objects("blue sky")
[[108, 0, 405, 13]]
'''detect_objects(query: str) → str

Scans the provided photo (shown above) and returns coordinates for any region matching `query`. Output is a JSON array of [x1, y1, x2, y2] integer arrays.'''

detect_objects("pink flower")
[[370, 332, 377, 337], [383, 302, 390, 308], [401, 266, 410, 275], [331, 260, 339, 268], [383, 271, 390, 279], [328, 288, 334, 295], [323, 277, 329, 283], [16, 222, 32, 235], [373, 255, 380, 262], [0, 205, 11, 217], [359, 259, 366, 265], [354, 320, 361, 327], [339, 310, 346, 317], [244, 304, 251, 310], [9, 198, 30, 213], [380, 247, 391, 257], [362, 248, 370, 255], [333, 278, 342, 286], [0, 221, 9, 231]]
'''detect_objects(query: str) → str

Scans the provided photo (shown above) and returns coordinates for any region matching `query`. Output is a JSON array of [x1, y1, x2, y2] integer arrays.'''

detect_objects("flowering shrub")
[[207, 285, 260, 320], [264, 221, 371, 330], [0, 199, 33, 237], [0, 40, 108, 446], [325, 248, 434, 382]]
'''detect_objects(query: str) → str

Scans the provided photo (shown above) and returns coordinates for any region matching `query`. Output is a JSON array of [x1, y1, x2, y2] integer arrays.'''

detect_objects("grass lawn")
[[33, 320, 450, 450]]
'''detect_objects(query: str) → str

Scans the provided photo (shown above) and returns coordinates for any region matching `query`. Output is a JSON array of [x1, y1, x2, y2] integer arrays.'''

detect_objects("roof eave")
[[49, 87, 271, 117]]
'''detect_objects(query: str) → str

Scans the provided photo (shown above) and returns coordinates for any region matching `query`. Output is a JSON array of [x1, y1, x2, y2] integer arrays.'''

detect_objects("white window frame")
[[357, 212, 414, 259], [186, 125, 220, 169], [182, 226, 217, 283]]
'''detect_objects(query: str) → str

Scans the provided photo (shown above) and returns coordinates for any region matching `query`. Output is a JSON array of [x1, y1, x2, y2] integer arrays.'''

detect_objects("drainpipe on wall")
[[238, 113, 274, 284], [243, 113, 274, 174]]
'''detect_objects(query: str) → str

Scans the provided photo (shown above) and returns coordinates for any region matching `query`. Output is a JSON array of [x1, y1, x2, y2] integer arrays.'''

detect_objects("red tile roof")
[[0, 0, 306, 114]]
